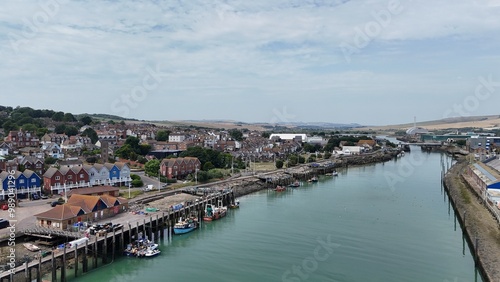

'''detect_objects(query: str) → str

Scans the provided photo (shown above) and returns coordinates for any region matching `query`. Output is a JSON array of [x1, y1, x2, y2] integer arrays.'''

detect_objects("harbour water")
[[74, 147, 483, 282]]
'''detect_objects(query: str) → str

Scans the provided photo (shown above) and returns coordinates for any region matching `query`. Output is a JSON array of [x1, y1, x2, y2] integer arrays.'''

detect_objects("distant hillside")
[[360, 115, 500, 131]]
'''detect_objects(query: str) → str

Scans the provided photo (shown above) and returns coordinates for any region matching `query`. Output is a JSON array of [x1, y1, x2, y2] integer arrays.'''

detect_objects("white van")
[[145, 185, 154, 191]]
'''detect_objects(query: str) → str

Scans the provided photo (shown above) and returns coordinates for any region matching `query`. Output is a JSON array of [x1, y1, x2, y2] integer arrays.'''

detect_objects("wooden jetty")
[[0, 190, 235, 282]]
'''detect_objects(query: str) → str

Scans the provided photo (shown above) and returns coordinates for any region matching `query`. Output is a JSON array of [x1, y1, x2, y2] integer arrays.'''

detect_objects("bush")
[[130, 174, 141, 181], [275, 160, 284, 169], [131, 179, 143, 187], [208, 169, 223, 179]]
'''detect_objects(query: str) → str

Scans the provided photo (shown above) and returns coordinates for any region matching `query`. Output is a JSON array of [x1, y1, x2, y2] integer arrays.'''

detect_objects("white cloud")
[[1, 0, 499, 125]]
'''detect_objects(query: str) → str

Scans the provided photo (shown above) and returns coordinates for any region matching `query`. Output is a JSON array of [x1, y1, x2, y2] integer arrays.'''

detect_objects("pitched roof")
[[104, 162, 116, 170], [43, 167, 60, 178], [34, 204, 86, 221], [67, 194, 104, 212], [67, 186, 119, 197]]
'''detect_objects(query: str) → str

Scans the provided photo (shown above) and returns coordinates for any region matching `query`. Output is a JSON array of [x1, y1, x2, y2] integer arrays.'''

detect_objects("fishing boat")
[[332, 171, 338, 176], [143, 248, 161, 257], [23, 243, 40, 252], [308, 176, 318, 183], [275, 185, 286, 192], [124, 238, 159, 257], [173, 217, 198, 235], [228, 200, 240, 209], [288, 181, 300, 188], [203, 201, 227, 221]]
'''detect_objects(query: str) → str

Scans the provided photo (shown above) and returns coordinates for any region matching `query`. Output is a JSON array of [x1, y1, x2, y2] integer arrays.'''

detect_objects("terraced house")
[[0, 169, 41, 200], [160, 157, 201, 179], [43, 162, 131, 195]]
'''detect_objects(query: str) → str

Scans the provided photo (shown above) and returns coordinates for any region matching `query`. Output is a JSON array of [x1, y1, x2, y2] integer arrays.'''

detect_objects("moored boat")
[[288, 181, 300, 188], [204, 201, 228, 221], [173, 217, 198, 235], [228, 200, 240, 209], [308, 176, 318, 182], [143, 248, 161, 257], [275, 185, 286, 192], [124, 238, 159, 257], [23, 243, 40, 252]]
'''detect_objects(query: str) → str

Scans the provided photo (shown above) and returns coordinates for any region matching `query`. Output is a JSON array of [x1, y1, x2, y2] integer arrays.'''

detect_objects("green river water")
[[72, 147, 483, 282]]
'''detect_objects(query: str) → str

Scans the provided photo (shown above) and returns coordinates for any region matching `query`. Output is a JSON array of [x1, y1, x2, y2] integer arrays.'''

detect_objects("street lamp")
[[195, 167, 198, 185], [158, 169, 161, 192], [128, 182, 131, 199]]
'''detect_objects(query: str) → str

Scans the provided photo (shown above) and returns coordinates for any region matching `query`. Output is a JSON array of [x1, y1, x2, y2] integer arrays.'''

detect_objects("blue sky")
[[1, 0, 500, 126]]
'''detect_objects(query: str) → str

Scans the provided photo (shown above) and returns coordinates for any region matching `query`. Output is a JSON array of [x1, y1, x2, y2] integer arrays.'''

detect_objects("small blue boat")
[[173, 217, 198, 235]]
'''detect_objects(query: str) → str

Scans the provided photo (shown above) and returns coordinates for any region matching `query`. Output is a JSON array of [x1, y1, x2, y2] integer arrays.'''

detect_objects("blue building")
[[0, 169, 42, 200]]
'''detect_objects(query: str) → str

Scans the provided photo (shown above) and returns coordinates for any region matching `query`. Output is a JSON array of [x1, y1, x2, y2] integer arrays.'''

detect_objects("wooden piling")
[[93, 240, 97, 269], [103, 236, 108, 264], [112, 229, 116, 261], [83, 239, 88, 273], [37, 253, 41, 282], [24, 260, 29, 282], [51, 250, 56, 282], [74, 246, 78, 278], [61, 245, 66, 282]]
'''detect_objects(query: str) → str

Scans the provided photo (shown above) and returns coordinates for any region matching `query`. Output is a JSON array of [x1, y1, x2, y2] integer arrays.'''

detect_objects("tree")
[[324, 152, 332, 159], [137, 156, 148, 164], [81, 128, 99, 143], [288, 155, 298, 166], [229, 129, 243, 141], [261, 132, 270, 138], [21, 123, 37, 133], [36, 127, 48, 138], [80, 116, 93, 125], [144, 159, 160, 177], [196, 170, 209, 182], [44, 156, 57, 165], [2, 120, 18, 132], [275, 160, 284, 169], [51, 111, 64, 121], [62, 113, 76, 122], [64, 126, 79, 137], [54, 124, 66, 134], [203, 161, 215, 171], [156, 130, 170, 141]]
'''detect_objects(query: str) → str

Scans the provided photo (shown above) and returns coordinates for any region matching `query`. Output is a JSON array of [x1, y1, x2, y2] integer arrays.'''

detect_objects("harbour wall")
[[443, 160, 500, 282]]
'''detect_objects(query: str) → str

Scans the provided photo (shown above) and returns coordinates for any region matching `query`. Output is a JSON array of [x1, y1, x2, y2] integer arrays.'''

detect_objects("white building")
[[269, 134, 308, 142]]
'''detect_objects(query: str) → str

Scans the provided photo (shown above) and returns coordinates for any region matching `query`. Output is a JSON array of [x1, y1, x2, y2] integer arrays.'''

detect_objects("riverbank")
[[444, 160, 500, 282]]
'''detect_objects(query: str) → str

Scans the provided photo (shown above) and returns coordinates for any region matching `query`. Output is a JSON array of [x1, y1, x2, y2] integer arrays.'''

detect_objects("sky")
[[1, 0, 500, 126]]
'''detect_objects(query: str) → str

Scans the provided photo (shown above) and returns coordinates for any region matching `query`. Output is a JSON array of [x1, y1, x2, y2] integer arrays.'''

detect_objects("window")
[[47, 220, 52, 226], [80, 174, 84, 178], [68, 175, 72, 179], [55, 176, 60, 180], [31, 179, 36, 183], [19, 179, 24, 183]]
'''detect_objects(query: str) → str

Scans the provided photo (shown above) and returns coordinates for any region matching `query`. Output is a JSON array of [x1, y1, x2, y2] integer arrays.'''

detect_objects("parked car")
[[50, 201, 63, 207], [31, 194, 40, 200], [40, 195, 48, 200], [0, 218, 10, 229]]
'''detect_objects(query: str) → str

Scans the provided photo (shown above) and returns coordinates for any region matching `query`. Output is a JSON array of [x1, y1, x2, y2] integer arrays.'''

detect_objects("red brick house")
[[5, 130, 40, 149], [160, 157, 201, 179], [60, 166, 77, 186], [43, 167, 64, 193], [71, 166, 90, 187]]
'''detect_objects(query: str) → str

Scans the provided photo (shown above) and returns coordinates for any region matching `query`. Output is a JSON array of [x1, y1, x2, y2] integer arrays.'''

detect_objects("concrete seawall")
[[443, 160, 500, 282]]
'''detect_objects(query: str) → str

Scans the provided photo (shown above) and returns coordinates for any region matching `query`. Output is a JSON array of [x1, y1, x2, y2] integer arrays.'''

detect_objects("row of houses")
[[160, 157, 201, 179], [0, 169, 42, 199], [43, 162, 131, 195]]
